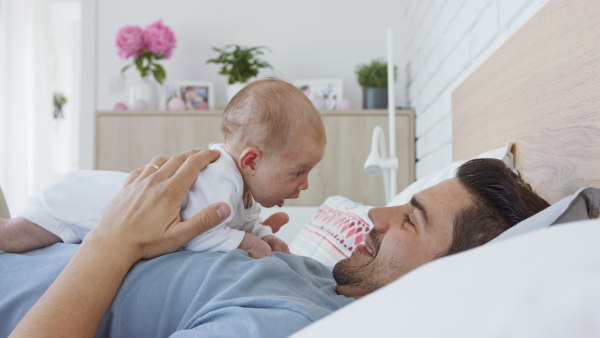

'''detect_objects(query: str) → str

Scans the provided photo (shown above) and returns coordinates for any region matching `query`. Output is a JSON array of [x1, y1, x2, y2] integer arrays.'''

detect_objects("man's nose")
[[368, 207, 390, 233]]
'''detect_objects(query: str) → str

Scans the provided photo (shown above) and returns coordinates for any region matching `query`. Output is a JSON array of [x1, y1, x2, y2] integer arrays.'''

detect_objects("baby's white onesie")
[[18, 144, 273, 251]]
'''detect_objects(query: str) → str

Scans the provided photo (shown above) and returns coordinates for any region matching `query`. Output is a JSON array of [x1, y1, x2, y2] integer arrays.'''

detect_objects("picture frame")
[[163, 81, 215, 111], [293, 79, 343, 111]]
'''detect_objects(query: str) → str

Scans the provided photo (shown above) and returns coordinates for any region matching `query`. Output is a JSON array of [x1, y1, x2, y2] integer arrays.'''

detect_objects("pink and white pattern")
[[290, 196, 374, 267]]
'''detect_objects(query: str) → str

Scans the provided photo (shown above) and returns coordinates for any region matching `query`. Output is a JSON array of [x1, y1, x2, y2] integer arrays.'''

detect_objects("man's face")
[[333, 178, 473, 298]]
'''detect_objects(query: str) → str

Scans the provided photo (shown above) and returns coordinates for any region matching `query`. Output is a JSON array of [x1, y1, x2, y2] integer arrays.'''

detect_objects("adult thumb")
[[187, 202, 231, 236]]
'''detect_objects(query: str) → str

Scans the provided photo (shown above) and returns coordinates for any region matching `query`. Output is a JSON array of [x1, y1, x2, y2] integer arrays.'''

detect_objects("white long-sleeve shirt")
[[19, 144, 273, 252]]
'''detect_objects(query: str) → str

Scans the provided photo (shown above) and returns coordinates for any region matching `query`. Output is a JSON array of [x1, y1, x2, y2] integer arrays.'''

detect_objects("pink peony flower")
[[143, 20, 177, 59], [115, 25, 145, 59]]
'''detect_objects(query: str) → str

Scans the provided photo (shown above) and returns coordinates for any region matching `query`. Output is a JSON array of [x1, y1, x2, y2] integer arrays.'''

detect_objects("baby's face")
[[249, 139, 325, 208]]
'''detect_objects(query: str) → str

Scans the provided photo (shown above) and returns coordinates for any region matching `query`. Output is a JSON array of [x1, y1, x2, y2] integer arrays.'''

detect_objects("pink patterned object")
[[115, 26, 145, 59], [113, 102, 129, 110], [289, 195, 373, 266], [143, 20, 177, 59]]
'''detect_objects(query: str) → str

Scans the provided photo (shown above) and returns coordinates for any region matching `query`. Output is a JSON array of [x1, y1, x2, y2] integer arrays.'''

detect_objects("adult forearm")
[[10, 237, 137, 337], [10, 149, 227, 336]]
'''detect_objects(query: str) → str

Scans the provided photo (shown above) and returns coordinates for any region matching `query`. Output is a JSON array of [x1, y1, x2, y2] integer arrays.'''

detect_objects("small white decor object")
[[129, 77, 158, 110], [292, 79, 343, 111]]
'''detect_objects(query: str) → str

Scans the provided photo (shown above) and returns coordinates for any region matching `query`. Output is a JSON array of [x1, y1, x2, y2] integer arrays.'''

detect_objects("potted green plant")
[[355, 59, 397, 109], [206, 44, 272, 101], [53, 92, 67, 119]]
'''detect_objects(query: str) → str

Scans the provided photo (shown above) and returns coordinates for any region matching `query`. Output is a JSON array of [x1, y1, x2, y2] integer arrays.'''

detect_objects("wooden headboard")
[[452, 0, 600, 204]]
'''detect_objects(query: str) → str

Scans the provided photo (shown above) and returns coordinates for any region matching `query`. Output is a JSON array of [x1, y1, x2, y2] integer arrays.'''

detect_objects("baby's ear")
[[238, 147, 262, 174]]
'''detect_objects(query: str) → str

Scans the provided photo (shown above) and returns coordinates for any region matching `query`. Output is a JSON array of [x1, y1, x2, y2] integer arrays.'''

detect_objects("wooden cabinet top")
[[96, 109, 414, 117]]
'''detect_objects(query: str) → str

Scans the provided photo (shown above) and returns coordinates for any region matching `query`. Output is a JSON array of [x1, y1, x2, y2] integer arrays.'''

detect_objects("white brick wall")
[[396, 0, 549, 179]]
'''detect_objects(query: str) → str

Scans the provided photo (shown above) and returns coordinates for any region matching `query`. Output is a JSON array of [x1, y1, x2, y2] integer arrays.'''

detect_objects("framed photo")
[[293, 79, 343, 111], [163, 81, 215, 111]]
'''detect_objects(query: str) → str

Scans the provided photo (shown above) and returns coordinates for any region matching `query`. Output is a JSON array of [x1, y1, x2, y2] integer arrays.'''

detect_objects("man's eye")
[[405, 214, 414, 226], [294, 171, 304, 177]]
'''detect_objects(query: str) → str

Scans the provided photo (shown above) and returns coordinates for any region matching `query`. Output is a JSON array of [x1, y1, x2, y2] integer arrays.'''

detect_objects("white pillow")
[[387, 142, 516, 206], [293, 218, 600, 337]]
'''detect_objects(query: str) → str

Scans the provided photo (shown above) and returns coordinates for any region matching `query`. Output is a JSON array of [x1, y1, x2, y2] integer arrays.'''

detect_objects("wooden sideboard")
[[95, 109, 415, 206]]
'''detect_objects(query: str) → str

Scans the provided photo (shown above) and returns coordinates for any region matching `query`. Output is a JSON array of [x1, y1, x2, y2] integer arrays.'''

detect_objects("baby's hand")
[[262, 235, 290, 254], [262, 212, 289, 233], [238, 233, 272, 258]]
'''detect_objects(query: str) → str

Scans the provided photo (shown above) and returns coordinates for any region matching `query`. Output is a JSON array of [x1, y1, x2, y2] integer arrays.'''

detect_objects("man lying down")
[[0, 153, 548, 337]]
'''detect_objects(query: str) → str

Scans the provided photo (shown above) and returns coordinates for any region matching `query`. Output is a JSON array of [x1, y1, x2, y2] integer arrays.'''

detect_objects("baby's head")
[[222, 78, 326, 208]]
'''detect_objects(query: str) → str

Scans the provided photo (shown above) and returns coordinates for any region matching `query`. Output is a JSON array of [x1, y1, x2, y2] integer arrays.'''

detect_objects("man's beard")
[[332, 230, 382, 293], [332, 257, 366, 285], [332, 256, 383, 295]]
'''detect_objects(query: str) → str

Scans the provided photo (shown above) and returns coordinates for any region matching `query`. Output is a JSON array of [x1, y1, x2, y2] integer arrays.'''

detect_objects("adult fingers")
[[124, 168, 143, 185], [167, 149, 220, 197], [137, 155, 170, 180], [155, 148, 207, 181], [171, 202, 231, 247]]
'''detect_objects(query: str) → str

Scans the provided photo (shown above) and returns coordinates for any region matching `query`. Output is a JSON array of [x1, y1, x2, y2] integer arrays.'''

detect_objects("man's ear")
[[238, 147, 262, 174]]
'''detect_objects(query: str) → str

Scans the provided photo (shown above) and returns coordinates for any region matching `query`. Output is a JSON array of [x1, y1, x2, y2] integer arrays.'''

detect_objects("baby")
[[0, 79, 326, 258]]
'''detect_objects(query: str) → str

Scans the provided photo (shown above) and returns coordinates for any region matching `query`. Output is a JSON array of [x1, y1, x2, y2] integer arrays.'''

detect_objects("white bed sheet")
[[293, 219, 600, 337]]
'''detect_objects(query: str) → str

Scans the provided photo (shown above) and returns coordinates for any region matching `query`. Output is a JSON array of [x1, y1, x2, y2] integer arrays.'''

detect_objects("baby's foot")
[[0, 217, 62, 253]]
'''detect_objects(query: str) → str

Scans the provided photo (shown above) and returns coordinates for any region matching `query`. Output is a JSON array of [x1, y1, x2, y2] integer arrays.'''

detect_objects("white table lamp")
[[364, 126, 399, 203], [363, 27, 398, 204]]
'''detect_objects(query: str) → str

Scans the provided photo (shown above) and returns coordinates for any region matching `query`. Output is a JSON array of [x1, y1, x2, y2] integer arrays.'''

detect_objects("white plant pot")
[[129, 77, 158, 110], [227, 83, 247, 102]]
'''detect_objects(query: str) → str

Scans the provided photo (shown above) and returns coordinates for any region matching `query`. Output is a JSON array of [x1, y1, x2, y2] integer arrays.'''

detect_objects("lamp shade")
[[364, 151, 384, 175]]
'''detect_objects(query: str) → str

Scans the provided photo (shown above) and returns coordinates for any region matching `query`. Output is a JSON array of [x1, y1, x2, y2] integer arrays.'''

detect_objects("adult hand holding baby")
[[11, 148, 231, 337], [88, 148, 231, 260]]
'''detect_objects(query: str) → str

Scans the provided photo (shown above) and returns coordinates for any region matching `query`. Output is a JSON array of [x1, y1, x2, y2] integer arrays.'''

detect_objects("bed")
[[2, 0, 599, 335], [290, 0, 600, 336]]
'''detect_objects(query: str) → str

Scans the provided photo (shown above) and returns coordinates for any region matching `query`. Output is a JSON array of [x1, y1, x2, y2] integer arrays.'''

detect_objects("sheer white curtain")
[[0, 0, 39, 215], [0, 0, 79, 215]]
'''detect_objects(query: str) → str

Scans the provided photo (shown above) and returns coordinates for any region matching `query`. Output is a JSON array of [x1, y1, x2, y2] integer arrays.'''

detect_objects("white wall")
[[96, 0, 410, 111], [92, 0, 550, 179], [395, 0, 549, 178]]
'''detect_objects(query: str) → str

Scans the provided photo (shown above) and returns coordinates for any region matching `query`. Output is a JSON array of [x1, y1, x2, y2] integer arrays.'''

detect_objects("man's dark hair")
[[446, 158, 550, 255]]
